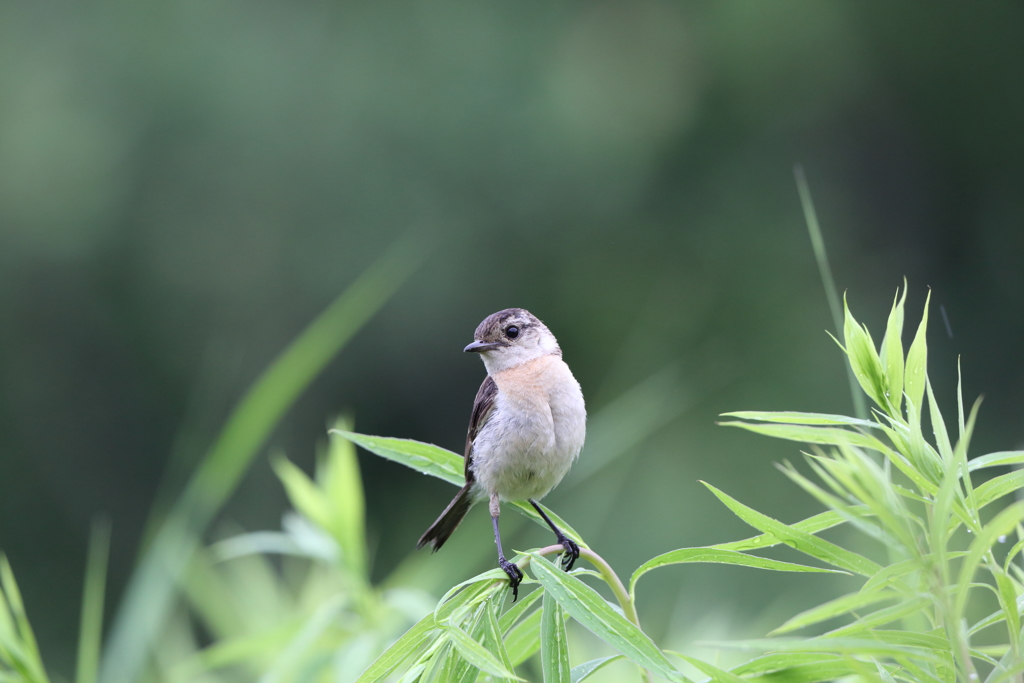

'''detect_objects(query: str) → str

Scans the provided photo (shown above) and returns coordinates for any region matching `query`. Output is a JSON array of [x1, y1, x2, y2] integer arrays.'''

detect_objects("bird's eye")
[[505, 326, 520, 339]]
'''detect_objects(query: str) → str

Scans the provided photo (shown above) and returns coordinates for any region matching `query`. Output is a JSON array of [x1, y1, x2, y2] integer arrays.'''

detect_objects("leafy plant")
[[334, 286, 1024, 683]]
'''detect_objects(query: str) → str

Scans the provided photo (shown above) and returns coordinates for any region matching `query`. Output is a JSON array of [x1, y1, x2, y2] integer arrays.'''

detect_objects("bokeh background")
[[1, 0, 1022, 676]]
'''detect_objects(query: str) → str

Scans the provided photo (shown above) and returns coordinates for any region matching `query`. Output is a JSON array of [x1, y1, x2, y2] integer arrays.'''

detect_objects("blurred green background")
[[1, 0, 1022, 675]]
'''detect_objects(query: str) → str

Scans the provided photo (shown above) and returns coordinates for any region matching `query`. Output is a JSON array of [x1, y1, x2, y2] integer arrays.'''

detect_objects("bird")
[[417, 308, 587, 599]]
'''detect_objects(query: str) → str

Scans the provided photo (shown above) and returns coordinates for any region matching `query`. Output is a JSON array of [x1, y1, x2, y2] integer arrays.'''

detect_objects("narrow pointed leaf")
[[332, 431, 464, 486], [499, 587, 544, 633], [541, 593, 571, 683], [482, 603, 517, 681], [527, 553, 688, 683], [974, 471, 1024, 510], [570, 656, 624, 683], [843, 295, 887, 408], [325, 419, 367, 577], [702, 483, 880, 576], [669, 653, 745, 683], [630, 548, 844, 598], [904, 291, 931, 421], [720, 411, 879, 430], [355, 612, 438, 683], [821, 597, 931, 637], [445, 622, 524, 681], [505, 607, 542, 667], [770, 591, 899, 635], [880, 285, 907, 416], [969, 452, 1024, 472], [76, 518, 110, 683], [712, 510, 850, 553]]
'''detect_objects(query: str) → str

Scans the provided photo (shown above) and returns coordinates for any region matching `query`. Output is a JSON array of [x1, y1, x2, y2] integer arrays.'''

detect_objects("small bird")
[[417, 308, 587, 599]]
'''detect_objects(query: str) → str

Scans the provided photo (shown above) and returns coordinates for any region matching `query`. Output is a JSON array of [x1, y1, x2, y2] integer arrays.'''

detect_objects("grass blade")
[[794, 164, 867, 420], [75, 518, 111, 683]]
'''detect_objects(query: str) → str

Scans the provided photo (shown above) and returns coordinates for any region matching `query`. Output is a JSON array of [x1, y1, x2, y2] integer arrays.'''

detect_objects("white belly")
[[470, 356, 586, 502]]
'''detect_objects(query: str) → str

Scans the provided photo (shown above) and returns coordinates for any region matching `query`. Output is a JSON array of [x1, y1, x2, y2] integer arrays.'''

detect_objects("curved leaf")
[[631, 548, 844, 598]]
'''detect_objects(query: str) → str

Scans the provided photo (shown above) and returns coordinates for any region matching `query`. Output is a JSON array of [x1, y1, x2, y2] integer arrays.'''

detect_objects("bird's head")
[[464, 308, 561, 373]]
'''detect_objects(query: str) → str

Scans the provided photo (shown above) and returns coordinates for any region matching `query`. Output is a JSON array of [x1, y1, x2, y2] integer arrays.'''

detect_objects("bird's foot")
[[558, 535, 580, 572], [499, 557, 523, 601]]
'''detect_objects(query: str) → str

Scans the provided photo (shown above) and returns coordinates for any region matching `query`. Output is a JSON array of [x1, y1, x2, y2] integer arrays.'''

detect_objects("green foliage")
[[332, 286, 1024, 682], [3, 280, 1023, 682], [0, 556, 50, 683]]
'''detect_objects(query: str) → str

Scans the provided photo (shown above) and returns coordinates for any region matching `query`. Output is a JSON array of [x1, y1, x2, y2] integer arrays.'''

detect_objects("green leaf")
[[720, 411, 879, 430], [541, 593, 571, 683], [904, 290, 931, 424], [668, 652, 746, 683], [973, 471, 1024, 510], [702, 483, 881, 576], [527, 553, 688, 683], [75, 518, 110, 683], [272, 456, 333, 533], [968, 451, 1024, 472], [820, 597, 931, 637], [569, 656, 623, 683], [324, 419, 367, 577], [925, 377, 953, 462], [332, 431, 464, 487], [444, 622, 524, 681], [499, 586, 544, 634], [730, 653, 846, 676], [719, 422, 886, 452], [711, 636, 943, 661], [712, 510, 850, 553], [504, 608, 542, 667], [630, 548, 844, 599], [955, 502, 1024, 618], [0, 555, 49, 683], [843, 294, 887, 409], [482, 602, 517, 682], [993, 569, 1020, 653], [355, 612, 438, 683], [769, 591, 899, 636], [880, 284, 907, 416]]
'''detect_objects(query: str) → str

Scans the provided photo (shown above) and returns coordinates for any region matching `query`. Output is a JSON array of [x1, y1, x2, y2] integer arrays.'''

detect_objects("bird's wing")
[[464, 375, 497, 484]]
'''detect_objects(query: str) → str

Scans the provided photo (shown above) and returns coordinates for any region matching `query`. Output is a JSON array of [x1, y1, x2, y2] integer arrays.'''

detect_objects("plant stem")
[[531, 544, 653, 683]]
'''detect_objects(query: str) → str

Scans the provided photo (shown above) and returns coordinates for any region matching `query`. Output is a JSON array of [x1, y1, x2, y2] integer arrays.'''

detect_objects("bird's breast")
[[472, 355, 586, 501]]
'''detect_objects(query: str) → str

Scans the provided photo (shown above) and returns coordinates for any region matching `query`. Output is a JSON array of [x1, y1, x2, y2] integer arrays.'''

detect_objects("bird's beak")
[[464, 340, 504, 353]]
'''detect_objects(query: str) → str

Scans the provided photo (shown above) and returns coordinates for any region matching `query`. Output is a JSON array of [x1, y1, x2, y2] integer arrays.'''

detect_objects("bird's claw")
[[499, 558, 523, 601], [559, 536, 579, 572]]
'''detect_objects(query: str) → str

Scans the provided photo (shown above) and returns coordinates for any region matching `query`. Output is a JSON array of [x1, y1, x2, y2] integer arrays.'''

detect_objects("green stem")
[[530, 544, 652, 683]]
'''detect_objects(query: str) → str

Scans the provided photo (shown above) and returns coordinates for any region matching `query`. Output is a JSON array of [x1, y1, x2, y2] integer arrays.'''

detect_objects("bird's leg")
[[491, 494, 522, 600], [529, 499, 579, 572]]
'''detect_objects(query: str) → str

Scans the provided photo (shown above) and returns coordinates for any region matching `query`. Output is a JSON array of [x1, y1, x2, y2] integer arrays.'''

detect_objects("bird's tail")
[[417, 484, 474, 551]]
